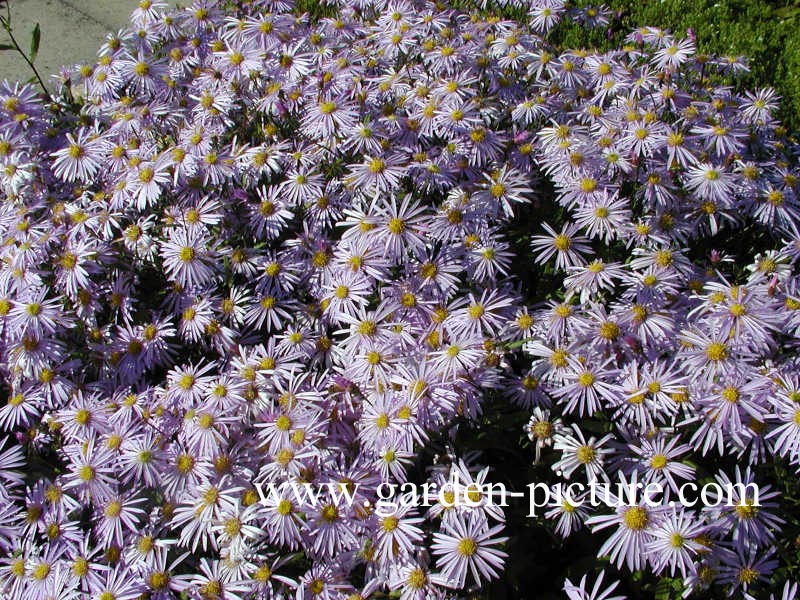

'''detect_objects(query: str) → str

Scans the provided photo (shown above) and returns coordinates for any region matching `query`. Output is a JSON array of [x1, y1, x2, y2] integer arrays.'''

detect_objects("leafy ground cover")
[[559, 0, 800, 134]]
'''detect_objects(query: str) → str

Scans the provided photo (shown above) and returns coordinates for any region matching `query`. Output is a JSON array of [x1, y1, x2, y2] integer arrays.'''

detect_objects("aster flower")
[[703, 466, 783, 546], [552, 424, 613, 482], [587, 487, 666, 572], [374, 194, 428, 259], [545, 485, 591, 538], [563, 570, 626, 600], [551, 356, 621, 417], [211, 501, 264, 558], [767, 392, 800, 464], [160, 227, 218, 290], [375, 500, 425, 563], [525, 406, 561, 463], [140, 546, 193, 598], [469, 237, 515, 282], [94, 492, 148, 547], [627, 434, 694, 495], [684, 163, 738, 204], [447, 289, 514, 339], [346, 153, 406, 193], [677, 328, 740, 379], [652, 37, 695, 71], [389, 561, 444, 600], [531, 222, 592, 271], [51, 130, 106, 183], [8, 290, 64, 337], [431, 513, 508, 589], [646, 507, 707, 578], [62, 438, 117, 502], [740, 88, 779, 126], [718, 547, 778, 596]]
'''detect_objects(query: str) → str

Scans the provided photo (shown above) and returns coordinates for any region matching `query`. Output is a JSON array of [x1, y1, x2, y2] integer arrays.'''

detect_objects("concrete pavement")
[[0, 0, 177, 87]]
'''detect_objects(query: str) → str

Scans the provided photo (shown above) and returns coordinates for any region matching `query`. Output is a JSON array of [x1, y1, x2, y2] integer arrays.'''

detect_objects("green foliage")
[[463, 0, 799, 132], [554, 0, 800, 133]]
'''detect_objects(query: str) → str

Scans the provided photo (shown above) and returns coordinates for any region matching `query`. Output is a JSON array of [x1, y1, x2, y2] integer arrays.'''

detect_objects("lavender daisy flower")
[[160, 227, 218, 290], [375, 500, 425, 563], [431, 513, 508, 589], [718, 547, 778, 596], [645, 507, 706, 577], [563, 570, 626, 600], [553, 424, 614, 482], [544, 485, 591, 538], [703, 466, 784, 546], [531, 222, 592, 271], [587, 495, 665, 572], [51, 130, 106, 183]]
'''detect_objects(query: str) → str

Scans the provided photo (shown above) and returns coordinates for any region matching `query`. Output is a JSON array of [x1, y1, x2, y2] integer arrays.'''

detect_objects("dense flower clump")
[[0, 0, 798, 598]]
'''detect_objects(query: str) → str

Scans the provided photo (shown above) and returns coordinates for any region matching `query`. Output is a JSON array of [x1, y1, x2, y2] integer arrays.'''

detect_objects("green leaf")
[[0, 43, 13, 51], [654, 578, 673, 600], [29, 22, 39, 62], [774, 6, 800, 19]]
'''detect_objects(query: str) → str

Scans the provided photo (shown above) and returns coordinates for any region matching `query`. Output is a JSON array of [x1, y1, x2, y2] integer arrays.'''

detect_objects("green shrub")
[[551, 0, 800, 133]]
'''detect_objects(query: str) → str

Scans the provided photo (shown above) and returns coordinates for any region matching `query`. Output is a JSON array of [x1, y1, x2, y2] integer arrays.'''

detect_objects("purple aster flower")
[[160, 226, 218, 291], [51, 130, 106, 183], [531, 222, 592, 271], [645, 507, 707, 577], [563, 570, 626, 600], [431, 513, 508, 589]]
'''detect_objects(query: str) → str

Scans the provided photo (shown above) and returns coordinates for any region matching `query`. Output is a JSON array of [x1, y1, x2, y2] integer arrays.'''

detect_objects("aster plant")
[[0, 0, 799, 599]]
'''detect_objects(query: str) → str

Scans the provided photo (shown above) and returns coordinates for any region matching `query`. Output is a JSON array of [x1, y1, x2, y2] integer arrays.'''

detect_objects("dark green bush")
[[550, 0, 800, 134]]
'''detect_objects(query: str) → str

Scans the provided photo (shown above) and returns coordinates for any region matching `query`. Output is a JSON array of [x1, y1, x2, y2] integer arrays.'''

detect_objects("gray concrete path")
[[0, 0, 177, 87]]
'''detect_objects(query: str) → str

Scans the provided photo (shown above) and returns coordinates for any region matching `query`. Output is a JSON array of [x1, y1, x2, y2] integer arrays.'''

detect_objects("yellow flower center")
[[598, 321, 620, 340], [382, 516, 399, 532], [253, 564, 272, 582], [105, 500, 122, 517], [623, 506, 649, 530], [738, 567, 759, 585], [321, 503, 339, 522], [705, 342, 728, 362], [669, 532, 685, 548], [550, 348, 569, 368], [178, 246, 195, 262], [224, 517, 242, 537], [32, 562, 50, 580], [178, 373, 195, 390], [176, 453, 194, 473], [407, 568, 427, 589], [368, 157, 386, 174], [68, 144, 85, 159], [357, 320, 377, 336], [530, 421, 552, 439], [468, 303, 484, 320], [387, 217, 406, 235], [457, 538, 478, 556], [277, 499, 293, 515], [79, 465, 95, 481], [576, 445, 595, 464], [148, 571, 169, 590], [734, 500, 758, 520], [553, 234, 571, 251]]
